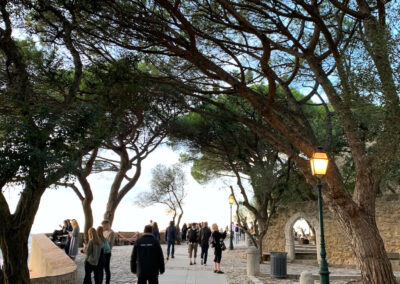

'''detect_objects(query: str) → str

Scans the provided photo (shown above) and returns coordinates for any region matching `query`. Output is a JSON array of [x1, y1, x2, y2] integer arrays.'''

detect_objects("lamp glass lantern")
[[310, 151, 329, 176], [229, 194, 235, 205]]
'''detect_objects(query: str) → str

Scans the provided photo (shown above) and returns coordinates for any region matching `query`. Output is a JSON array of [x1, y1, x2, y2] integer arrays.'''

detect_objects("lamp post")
[[310, 146, 330, 284], [229, 194, 235, 250]]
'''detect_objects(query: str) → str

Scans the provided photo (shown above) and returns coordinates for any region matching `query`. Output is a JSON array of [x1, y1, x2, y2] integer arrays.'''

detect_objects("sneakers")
[[204, 263, 207, 266], [201, 259, 204, 265]]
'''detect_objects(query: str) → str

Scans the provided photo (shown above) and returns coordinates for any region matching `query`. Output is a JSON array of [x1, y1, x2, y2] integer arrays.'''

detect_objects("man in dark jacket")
[[165, 221, 177, 260], [187, 223, 200, 265], [199, 222, 212, 265], [131, 225, 165, 284]]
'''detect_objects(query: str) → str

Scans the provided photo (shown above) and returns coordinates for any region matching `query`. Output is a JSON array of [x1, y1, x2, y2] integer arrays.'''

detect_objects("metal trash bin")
[[270, 251, 287, 278]]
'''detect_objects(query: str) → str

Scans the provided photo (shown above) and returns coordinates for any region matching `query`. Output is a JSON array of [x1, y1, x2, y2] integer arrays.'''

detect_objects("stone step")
[[292, 259, 318, 265], [295, 252, 317, 260]]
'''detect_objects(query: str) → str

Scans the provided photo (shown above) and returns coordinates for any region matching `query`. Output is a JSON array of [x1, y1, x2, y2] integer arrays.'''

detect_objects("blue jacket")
[[165, 226, 177, 242]]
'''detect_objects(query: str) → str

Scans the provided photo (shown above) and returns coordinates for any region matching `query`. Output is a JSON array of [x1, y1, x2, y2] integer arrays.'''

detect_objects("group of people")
[[130, 220, 228, 284], [232, 223, 247, 244], [51, 218, 229, 283], [56, 219, 116, 284], [82, 220, 116, 284], [51, 219, 81, 260], [184, 222, 228, 273]]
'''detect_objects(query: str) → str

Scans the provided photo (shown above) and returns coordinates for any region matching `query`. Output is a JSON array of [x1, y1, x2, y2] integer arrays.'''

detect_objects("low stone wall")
[[29, 234, 77, 283], [263, 194, 400, 268]]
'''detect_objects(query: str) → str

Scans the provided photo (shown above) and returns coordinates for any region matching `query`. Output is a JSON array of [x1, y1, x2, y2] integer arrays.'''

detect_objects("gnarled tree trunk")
[[323, 165, 397, 284], [0, 229, 30, 284]]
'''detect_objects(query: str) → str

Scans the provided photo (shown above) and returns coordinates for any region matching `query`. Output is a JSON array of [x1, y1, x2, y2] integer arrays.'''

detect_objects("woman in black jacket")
[[210, 223, 227, 274]]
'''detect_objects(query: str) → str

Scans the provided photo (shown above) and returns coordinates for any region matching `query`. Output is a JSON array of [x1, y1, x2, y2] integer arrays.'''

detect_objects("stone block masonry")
[[263, 194, 400, 268]]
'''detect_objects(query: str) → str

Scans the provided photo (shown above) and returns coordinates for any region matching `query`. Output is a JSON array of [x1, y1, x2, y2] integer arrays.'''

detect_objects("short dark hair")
[[101, 220, 110, 225], [144, 225, 153, 233], [169, 221, 174, 226]]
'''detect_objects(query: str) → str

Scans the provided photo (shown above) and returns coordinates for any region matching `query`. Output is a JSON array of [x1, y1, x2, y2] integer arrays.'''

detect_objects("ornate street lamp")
[[310, 146, 330, 284], [229, 194, 235, 250]]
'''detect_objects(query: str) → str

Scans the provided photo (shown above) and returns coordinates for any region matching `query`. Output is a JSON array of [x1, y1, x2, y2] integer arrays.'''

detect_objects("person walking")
[[210, 223, 227, 274], [181, 223, 188, 241], [97, 226, 111, 284], [101, 220, 116, 284], [199, 222, 211, 266], [165, 221, 177, 260], [131, 225, 165, 284], [83, 228, 102, 284], [152, 222, 160, 241], [68, 219, 80, 260], [242, 223, 247, 242], [187, 223, 199, 265], [234, 224, 240, 244]]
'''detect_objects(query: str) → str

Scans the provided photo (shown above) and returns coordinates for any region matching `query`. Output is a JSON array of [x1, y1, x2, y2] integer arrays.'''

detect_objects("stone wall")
[[263, 194, 400, 268], [29, 234, 77, 283]]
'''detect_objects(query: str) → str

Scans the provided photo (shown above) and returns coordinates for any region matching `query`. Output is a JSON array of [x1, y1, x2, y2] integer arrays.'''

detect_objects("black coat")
[[200, 227, 212, 244], [211, 231, 227, 251], [131, 234, 165, 277]]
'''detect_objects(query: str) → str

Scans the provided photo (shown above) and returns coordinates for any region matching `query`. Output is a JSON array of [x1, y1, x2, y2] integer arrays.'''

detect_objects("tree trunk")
[[257, 219, 268, 263], [82, 198, 93, 244], [176, 210, 183, 230], [334, 206, 397, 284], [77, 175, 94, 243], [103, 204, 117, 226], [324, 167, 397, 284], [0, 229, 30, 284]]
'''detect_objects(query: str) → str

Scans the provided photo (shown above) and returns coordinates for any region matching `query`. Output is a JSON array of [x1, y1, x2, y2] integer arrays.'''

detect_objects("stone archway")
[[284, 212, 321, 263]]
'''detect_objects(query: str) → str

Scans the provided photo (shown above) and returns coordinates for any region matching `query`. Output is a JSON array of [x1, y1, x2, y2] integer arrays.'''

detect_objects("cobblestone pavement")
[[76, 241, 400, 284]]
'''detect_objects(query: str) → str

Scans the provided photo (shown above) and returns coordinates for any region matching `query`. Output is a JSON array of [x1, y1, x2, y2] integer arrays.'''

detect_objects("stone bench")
[[29, 234, 77, 284]]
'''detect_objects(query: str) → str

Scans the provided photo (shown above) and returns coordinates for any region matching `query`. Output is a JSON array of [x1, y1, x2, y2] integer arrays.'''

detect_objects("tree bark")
[[104, 158, 142, 226], [176, 210, 183, 231], [323, 165, 397, 284], [77, 174, 94, 243], [0, 229, 30, 284], [82, 198, 93, 244]]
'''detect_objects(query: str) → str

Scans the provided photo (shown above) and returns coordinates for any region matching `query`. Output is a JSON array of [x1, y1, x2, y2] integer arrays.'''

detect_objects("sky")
[[4, 145, 237, 234]]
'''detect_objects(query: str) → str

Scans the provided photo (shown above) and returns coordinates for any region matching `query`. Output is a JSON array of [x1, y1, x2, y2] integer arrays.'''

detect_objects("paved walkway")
[[76, 241, 400, 283], [76, 243, 228, 284]]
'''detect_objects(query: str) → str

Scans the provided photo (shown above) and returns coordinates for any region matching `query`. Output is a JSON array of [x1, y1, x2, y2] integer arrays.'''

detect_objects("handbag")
[[221, 241, 226, 251]]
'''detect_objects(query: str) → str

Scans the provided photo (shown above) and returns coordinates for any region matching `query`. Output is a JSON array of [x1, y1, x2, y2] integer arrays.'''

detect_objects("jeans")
[[200, 242, 209, 264], [84, 261, 99, 284], [137, 275, 158, 284], [235, 233, 239, 244], [167, 240, 175, 257], [97, 250, 105, 284], [104, 253, 111, 284]]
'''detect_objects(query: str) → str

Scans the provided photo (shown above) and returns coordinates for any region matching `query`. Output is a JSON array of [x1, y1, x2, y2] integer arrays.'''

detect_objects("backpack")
[[235, 226, 239, 232], [209, 235, 214, 248], [102, 240, 111, 254], [188, 228, 197, 243]]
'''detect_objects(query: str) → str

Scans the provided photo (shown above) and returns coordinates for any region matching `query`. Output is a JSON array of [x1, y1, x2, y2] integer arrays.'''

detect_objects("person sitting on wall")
[[51, 219, 69, 242]]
